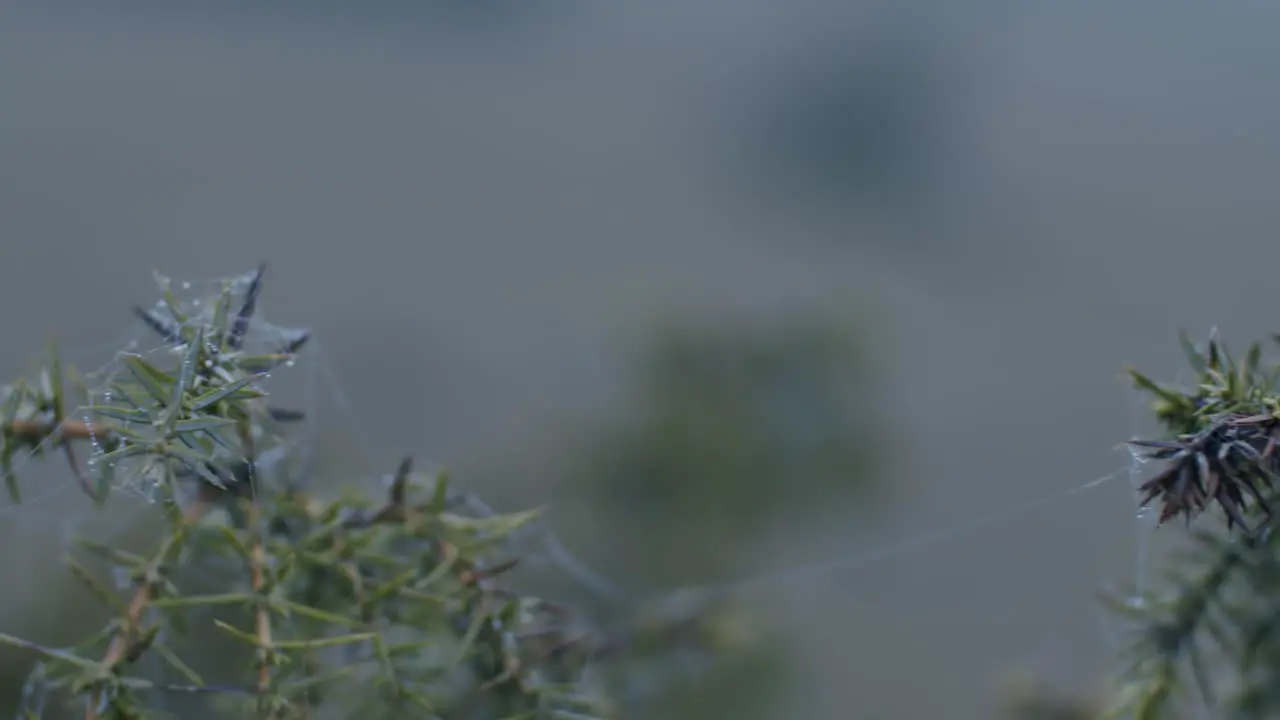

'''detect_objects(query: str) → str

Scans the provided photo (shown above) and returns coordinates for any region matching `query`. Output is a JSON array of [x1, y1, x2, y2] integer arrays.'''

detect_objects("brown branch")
[[5, 418, 98, 441], [231, 417, 280, 716], [5, 418, 107, 501], [250, 514, 273, 694], [86, 496, 212, 720], [457, 557, 520, 587], [62, 440, 101, 502]]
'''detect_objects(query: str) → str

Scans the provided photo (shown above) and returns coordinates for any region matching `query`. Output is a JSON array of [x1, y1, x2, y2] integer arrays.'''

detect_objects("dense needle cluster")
[[1130, 414, 1280, 532], [1128, 329, 1280, 533]]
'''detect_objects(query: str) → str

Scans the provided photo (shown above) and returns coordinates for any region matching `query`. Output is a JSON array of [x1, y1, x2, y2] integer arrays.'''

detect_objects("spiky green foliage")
[[0, 267, 752, 720], [1096, 329, 1280, 719]]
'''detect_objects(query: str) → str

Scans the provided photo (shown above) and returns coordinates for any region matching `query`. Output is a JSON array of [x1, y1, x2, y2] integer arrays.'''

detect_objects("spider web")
[[0, 271, 304, 542], [0, 266, 1168, 715]]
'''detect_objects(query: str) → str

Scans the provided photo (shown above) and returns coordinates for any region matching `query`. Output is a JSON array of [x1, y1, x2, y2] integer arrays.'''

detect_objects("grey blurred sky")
[[4, 2, 1280, 717]]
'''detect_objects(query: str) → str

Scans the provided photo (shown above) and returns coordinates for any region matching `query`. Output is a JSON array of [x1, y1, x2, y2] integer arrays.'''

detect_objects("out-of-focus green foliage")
[[548, 318, 881, 719], [1000, 669, 1101, 720], [570, 321, 879, 588]]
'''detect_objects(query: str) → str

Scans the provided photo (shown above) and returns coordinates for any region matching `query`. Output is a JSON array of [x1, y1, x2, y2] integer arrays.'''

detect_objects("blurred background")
[[4, 2, 1280, 717]]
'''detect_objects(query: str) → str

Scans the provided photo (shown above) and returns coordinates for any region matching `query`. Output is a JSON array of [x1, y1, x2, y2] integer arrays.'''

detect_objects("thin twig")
[[5, 418, 106, 500], [5, 418, 98, 441], [249, 504, 274, 696], [85, 497, 212, 720]]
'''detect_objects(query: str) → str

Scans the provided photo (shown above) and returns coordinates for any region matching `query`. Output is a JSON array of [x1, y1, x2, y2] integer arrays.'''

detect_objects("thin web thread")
[[136, 273, 1150, 619], [0, 281, 1138, 603], [0, 269, 1155, 714], [719, 465, 1128, 598], [300, 320, 1139, 607], [1128, 379, 1160, 604], [0, 328, 168, 530]]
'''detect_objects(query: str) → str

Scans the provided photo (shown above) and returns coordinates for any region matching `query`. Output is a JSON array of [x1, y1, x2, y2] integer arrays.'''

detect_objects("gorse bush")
[[1108, 329, 1280, 719], [0, 266, 747, 720], [1010, 329, 1280, 719]]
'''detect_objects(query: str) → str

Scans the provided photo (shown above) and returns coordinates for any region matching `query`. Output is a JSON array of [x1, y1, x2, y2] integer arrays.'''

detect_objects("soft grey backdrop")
[[3, 3, 1280, 717]]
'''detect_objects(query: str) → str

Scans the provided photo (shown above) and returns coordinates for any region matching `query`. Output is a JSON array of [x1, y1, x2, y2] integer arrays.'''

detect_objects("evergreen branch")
[[1089, 328, 1280, 718]]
